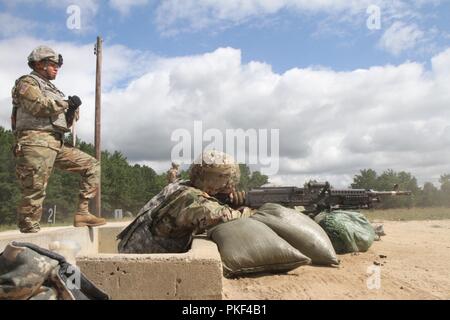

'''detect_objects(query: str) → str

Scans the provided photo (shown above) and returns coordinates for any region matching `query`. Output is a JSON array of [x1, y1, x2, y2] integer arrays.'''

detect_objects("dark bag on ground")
[[251, 203, 339, 266], [314, 210, 376, 254], [0, 241, 109, 300], [208, 218, 311, 278]]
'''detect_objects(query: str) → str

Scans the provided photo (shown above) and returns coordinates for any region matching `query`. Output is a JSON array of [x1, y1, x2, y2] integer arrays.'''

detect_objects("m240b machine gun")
[[244, 181, 411, 216]]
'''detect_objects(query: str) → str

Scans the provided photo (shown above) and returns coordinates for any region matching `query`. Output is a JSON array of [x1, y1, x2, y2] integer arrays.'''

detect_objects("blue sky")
[[1, 0, 449, 73], [1, 1, 450, 187]]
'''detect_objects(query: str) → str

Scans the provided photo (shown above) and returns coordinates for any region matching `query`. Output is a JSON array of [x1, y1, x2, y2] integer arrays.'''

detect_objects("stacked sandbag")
[[315, 210, 376, 254], [251, 203, 339, 266], [208, 218, 311, 278]]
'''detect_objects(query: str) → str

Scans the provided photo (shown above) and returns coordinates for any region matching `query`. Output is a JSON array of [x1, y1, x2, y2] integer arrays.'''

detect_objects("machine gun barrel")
[[244, 182, 412, 215]]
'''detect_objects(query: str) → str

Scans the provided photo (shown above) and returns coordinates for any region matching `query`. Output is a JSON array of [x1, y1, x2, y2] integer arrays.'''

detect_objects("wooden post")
[[94, 36, 102, 217]]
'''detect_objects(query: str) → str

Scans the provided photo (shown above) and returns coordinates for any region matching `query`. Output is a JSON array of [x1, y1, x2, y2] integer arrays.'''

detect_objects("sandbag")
[[251, 203, 339, 266], [317, 210, 376, 254], [208, 218, 311, 278]]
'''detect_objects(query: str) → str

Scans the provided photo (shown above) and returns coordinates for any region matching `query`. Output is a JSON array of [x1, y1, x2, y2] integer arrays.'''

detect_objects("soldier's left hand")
[[67, 95, 82, 109]]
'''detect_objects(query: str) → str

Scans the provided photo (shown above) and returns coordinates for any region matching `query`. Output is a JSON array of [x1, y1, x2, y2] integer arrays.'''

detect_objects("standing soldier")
[[11, 45, 106, 233], [166, 162, 180, 184]]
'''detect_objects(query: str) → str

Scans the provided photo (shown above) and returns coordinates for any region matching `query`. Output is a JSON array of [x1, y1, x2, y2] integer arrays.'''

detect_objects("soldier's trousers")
[[13, 131, 100, 228]]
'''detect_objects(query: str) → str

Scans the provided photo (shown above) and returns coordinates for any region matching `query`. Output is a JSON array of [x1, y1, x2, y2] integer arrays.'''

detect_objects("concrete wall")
[[77, 238, 223, 300]]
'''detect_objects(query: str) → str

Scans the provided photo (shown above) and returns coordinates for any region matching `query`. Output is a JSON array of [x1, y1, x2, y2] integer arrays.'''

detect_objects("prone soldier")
[[117, 150, 253, 253]]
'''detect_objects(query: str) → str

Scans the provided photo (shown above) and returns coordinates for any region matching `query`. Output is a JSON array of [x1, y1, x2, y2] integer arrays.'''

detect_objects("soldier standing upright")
[[11, 45, 106, 233], [166, 162, 180, 183]]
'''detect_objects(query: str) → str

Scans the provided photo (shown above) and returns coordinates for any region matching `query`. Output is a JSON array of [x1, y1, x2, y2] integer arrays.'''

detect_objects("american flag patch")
[[19, 83, 30, 95]]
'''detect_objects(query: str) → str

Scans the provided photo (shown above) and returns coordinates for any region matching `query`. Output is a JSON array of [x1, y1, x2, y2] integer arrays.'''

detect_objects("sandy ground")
[[222, 220, 450, 300]]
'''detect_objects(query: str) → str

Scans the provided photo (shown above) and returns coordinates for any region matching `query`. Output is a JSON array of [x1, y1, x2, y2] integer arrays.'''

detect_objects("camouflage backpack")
[[0, 242, 109, 300]]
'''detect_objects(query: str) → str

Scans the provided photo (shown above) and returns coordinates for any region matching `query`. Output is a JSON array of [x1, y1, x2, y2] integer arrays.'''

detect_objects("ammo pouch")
[[0, 241, 109, 300]]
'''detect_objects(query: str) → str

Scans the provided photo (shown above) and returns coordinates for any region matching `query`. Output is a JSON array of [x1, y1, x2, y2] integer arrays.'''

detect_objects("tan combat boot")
[[74, 198, 106, 227], [18, 208, 42, 233], [18, 219, 41, 233]]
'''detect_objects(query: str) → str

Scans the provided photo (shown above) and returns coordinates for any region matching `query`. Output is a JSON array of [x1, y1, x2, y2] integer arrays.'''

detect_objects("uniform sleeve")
[[15, 77, 68, 117], [176, 193, 254, 233]]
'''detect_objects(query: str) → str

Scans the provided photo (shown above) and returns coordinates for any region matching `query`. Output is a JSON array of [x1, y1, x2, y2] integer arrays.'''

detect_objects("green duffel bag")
[[208, 218, 311, 278], [251, 203, 339, 266], [316, 210, 376, 254]]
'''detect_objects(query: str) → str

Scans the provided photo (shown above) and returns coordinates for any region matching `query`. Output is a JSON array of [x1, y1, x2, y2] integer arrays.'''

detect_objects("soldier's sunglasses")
[[46, 61, 60, 69]]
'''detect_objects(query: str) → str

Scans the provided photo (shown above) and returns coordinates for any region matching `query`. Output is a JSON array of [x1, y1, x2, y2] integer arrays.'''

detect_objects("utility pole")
[[94, 36, 103, 217]]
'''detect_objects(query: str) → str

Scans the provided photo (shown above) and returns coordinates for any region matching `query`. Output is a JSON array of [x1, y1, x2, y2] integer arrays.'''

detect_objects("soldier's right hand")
[[229, 190, 246, 207], [67, 95, 82, 109]]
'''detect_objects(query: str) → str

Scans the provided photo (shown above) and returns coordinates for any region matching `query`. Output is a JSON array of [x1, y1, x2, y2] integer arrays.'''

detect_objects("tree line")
[[1, 126, 449, 225], [351, 169, 450, 209]]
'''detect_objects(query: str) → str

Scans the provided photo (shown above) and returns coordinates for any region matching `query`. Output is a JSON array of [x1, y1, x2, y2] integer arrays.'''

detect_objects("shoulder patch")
[[18, 83, 30, 95]]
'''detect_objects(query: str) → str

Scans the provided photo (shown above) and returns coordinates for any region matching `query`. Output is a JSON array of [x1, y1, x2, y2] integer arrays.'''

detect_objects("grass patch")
[[363, 207, 450, 222]]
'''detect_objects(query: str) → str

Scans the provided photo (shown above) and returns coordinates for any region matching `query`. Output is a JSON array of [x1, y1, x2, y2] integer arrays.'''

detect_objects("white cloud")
[[0, 13, 38, 37], [153, 0, 445, 59], [155, 0, 373, 34], [378, 21, 425, 55], [153, 0, 436, 35], [99, 46, 450, 187], [1, 0, 100, 13], [1, 36, 450, 188], [0, 37, 155, 144], [0, 0, 100, 34], [109, 0, 150, 16]]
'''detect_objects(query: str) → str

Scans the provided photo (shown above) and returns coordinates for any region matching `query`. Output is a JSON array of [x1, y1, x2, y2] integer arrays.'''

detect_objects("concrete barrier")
[[0, 222, 223, 300], [77, 237, 223, 300]]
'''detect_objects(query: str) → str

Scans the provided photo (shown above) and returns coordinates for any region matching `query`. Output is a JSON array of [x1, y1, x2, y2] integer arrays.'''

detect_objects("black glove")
[[67, 95, 82, 110], [215, 191, 246, 208], [66, 96, 81, 126], [229, 190, 246, 207]]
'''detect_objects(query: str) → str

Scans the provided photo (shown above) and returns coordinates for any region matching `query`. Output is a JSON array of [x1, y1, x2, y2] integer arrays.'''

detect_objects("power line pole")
[[94, 36, 103, 217]]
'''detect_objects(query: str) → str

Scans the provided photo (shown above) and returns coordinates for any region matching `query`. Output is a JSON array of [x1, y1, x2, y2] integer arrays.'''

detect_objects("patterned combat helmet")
[[27, 45, 63, 69], [189, 150, 240, 195]]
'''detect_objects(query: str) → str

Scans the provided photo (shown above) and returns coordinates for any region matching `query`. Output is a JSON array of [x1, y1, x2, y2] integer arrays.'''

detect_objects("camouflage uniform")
[[117, 151, 252, 254], [12, 50, 100, 233], [0, 242, 109, 300], [166, 163, 179, 183], [117, 180, 253, 253]]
